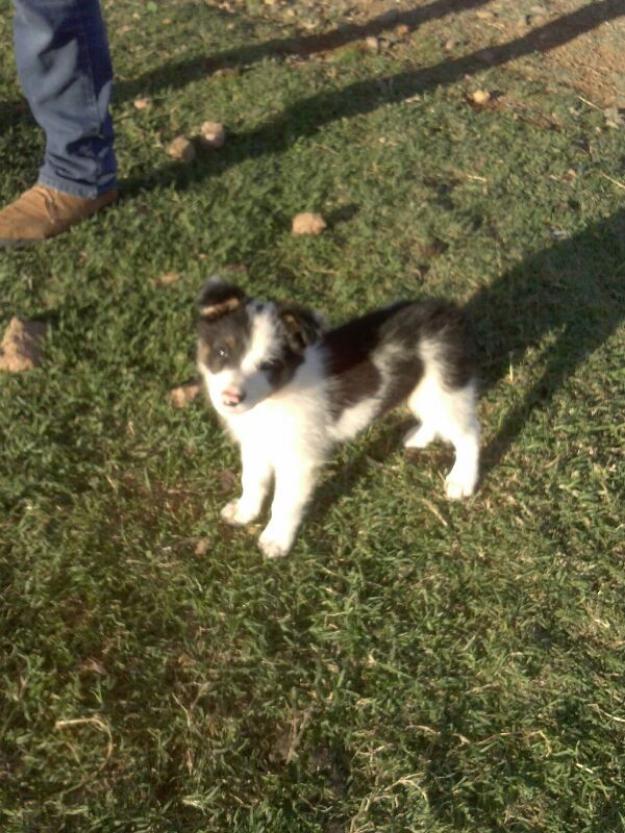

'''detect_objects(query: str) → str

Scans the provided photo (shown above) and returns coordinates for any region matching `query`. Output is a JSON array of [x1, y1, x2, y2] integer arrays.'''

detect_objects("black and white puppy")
[[197, 279, 480, 558]]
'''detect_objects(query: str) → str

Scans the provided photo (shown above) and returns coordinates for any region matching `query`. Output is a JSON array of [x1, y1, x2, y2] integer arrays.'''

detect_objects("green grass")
[[2, 1, 625, 831]]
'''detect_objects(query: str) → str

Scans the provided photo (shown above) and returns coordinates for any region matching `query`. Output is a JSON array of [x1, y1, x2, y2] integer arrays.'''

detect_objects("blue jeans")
[[12, 0, 117, 198]]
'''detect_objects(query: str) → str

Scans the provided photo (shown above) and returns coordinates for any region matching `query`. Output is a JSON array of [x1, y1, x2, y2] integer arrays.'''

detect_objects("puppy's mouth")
[[220, 395, 253, 415], [223, 402, 247, 414]]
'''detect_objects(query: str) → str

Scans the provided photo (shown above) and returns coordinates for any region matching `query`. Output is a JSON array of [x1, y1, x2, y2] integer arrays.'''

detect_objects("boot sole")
[[0, 189, 119, 249]]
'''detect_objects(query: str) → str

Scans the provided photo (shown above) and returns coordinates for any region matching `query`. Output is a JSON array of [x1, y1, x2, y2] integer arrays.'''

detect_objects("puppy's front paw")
[[258, 528, 291, 559], [221, 499, 258, 526], [444, 473, 476, 500]]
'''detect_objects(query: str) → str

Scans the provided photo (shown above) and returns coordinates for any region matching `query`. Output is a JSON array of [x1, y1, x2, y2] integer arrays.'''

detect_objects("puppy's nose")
[[222, 387, 246, 407]]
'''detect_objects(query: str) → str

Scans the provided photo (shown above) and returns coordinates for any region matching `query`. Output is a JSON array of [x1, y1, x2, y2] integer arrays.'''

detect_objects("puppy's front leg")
[[258, 462, 318, 558], [221, 443, 273, 527]]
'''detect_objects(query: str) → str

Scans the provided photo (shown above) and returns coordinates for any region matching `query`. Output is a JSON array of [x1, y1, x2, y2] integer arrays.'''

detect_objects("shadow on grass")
[[0, 99, 26, 117], [315, 208, 625, 513], [123, 0, 624, 196], [470, 208, 625, 475], [121, 0, 623, 514], [3, 1, 622, 157], [115, 0, 492, 102], [1, 0, 488, 138], [117, 3, 625, 490], [5, 3, 623, 502], [267, 204, 625, 545]]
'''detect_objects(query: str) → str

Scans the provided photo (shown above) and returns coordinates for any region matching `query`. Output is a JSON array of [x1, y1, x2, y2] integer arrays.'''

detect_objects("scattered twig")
[[54, 715, 114, 792], [421, 497, 449, 527], [577, 95, 602, 112], [55, 716, 114, 762], [590, 702, 625, 725], [599, 172, 625, 191], [285, 707, 313, 764]]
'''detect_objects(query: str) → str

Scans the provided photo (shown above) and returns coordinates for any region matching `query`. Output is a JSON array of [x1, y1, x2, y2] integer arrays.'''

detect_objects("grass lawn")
[[1, 1, 625, 830]]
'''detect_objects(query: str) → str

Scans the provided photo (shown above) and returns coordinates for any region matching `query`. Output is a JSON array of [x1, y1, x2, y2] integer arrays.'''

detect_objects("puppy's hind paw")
[[221, 499, 258, 527], [258, 529, 291, 559]]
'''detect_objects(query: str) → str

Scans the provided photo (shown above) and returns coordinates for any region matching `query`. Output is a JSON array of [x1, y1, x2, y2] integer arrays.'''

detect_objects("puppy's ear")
[[197, 278, 247, 321], [279, 304, 324, 353]]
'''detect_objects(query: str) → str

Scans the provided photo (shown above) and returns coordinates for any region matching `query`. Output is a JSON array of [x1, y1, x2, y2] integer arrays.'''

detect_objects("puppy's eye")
[[215, 346, 230, 360]]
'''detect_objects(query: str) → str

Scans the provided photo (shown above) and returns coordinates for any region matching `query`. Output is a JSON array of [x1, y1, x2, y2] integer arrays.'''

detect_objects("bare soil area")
[[243, 0, 625, 106]]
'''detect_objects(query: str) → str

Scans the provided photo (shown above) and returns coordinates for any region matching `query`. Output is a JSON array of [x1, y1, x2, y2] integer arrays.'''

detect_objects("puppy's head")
[[197, 278, 323, 416]]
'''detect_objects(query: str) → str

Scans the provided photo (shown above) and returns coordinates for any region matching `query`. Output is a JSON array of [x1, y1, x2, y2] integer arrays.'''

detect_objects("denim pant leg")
[[12, 0, 117, 198]]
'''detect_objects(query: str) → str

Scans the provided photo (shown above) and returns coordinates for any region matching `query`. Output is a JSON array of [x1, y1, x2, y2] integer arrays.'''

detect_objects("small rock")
[[154, 271, 181, 287], [469, 89, 491, 105], [292, 212, 327, 236], [365, 35, 380, 53], [443, 37, 458, 51], [169, 381, 201, 408], [198, 121, 226, 149], [194, 539, 210, 556], [167, 135, 196, 162], [133, 97, 151, 110], [0, 317, 47, 373]]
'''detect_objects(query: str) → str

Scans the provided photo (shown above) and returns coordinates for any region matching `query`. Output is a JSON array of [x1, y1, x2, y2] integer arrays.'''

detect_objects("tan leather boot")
[[0, 185, 118, 247]]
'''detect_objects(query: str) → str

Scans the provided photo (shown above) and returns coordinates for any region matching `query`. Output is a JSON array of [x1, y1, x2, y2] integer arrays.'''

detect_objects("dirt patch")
[[460, 0, 625, 107], [234, 0, 625, 106], [538, 3, 625, 106]]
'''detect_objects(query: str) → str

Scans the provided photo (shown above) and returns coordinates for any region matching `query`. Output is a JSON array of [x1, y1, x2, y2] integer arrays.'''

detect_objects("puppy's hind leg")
[[404, 382, 439, 450], [438, 383, 480, 500], [406, 375, 479, 499], [221, 443, 273, 526]]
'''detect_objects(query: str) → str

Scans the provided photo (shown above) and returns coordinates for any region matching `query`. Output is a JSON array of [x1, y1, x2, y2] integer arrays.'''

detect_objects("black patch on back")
[[323, 300, 474, 420], [323, 302, 410, 417], [415, 301, 475, 390]]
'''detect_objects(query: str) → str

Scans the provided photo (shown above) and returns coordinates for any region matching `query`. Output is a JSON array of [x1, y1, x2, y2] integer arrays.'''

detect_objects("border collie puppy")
[[197, 279, 479, 558]]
